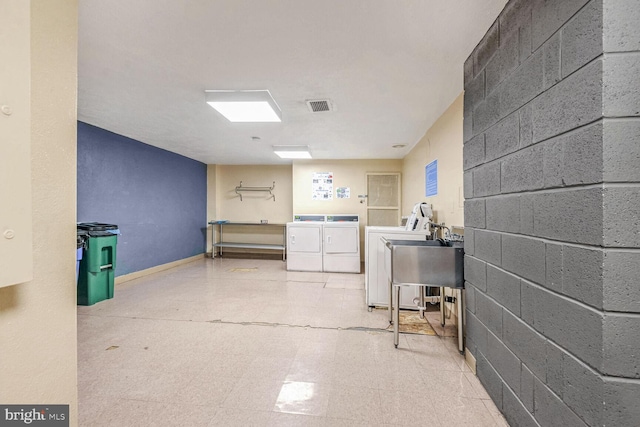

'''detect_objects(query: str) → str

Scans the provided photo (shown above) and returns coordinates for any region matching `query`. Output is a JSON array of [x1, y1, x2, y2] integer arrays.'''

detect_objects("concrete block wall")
[[463, 0, 640, 425]]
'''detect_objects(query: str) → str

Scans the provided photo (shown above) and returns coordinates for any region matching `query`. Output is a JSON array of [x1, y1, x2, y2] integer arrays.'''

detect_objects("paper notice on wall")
[[312, 172, 333, 200], [336, 187, 350, 199]]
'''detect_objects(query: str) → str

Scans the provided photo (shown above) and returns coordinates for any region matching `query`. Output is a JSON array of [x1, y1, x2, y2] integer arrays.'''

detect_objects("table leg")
[[211, 223, 215, 258], [219, 223, 223, 257]]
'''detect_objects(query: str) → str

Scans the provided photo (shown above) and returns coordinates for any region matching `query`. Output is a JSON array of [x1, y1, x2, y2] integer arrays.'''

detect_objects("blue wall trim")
[[77, 122, 207, 276]]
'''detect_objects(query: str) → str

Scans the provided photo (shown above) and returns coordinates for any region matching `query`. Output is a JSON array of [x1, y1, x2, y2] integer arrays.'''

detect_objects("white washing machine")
[[286, 215, 325, 272], [323, 215, 360, 273], [365, 226, 431, 308]]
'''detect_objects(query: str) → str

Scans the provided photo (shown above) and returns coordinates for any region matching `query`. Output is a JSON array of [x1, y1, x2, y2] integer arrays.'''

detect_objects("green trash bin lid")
[[77, 222, 118, 232], [78, 222, 120, 238]]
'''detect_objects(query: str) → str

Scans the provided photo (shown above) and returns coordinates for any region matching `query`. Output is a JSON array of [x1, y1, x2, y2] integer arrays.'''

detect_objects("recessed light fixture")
[[273, 145, 312, 159], [205, 90, 281, 122], [392, 144, 406, 149]]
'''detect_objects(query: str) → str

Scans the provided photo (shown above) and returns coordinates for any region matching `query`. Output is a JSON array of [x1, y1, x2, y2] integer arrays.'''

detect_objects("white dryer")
[[286, 215, 325, 272], [323, 215, 360, 273], [365, 226, 431, 309]]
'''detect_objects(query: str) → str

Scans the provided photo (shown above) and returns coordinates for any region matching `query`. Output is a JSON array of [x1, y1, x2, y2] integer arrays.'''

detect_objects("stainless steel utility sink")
[[382, 238, 465, 351], [383, 239, 464, 288]]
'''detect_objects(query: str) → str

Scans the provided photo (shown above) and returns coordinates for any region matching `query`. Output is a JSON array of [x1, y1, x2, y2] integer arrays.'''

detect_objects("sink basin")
[[383, 238, 464, 288]]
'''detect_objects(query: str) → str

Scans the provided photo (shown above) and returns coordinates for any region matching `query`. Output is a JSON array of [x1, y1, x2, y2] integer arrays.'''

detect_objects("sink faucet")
[[427, 222, 450, 239]]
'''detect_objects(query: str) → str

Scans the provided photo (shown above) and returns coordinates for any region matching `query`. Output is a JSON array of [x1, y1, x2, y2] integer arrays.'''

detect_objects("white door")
[[366, 173, 401, 226], [324, 226, 358, 254], [287, 225, 321, 253]]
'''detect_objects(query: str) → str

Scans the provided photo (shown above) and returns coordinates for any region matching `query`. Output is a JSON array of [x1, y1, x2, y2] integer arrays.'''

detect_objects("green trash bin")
[[77, 223, 119, 306]]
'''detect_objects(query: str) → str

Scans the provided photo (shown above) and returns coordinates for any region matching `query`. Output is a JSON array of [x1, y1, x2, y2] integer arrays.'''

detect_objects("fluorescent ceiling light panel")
[[205, 90, 281, 122], [273, 145, 312, 159]]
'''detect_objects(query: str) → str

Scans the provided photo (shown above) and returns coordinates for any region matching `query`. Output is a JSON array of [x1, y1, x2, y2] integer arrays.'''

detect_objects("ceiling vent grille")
[[306, 99, 333, 113]]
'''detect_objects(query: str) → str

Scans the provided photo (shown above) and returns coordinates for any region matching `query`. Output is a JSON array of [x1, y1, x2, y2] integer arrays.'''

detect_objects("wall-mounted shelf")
[[235, 181, 276, 201]]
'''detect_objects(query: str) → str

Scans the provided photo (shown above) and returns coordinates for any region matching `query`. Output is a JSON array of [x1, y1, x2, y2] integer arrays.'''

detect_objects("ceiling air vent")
[[306, 99, 334, 113]]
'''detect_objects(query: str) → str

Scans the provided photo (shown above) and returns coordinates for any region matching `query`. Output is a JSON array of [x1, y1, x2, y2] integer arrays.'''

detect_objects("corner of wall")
[[206, 164, 218, 254]]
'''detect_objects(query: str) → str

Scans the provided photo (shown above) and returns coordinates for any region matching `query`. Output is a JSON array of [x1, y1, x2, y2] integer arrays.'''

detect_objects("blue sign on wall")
[[425, 159, 438, 197]]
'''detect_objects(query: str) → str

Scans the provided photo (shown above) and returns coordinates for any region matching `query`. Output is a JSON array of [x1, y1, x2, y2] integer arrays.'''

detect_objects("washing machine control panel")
[[293, 214, 326, 222], [326, 215, 359, 222]]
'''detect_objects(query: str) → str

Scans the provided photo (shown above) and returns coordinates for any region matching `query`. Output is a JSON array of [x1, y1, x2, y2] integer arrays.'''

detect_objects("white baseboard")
[[115, 254, 204, 285], [465, 349, 477, 374]]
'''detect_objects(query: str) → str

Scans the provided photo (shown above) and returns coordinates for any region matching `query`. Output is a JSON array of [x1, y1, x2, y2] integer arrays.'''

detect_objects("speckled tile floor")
[[77, 258, 508, 426]]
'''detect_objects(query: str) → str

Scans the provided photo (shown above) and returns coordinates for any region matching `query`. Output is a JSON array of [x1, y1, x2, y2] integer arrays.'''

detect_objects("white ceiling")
[[78, 0, 507, 165]]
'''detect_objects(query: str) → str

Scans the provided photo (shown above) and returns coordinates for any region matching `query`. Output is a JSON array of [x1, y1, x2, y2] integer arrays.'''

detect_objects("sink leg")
[[394, 284, 400, 348], [419, 285, 425, 319], [389, 279, 393, 325], [440, 287, 445, 327], [457, 288, 464, 353]]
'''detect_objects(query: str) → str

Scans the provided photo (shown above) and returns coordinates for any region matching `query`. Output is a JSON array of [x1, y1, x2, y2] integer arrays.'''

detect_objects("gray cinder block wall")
[[463, 0, 640, 425]]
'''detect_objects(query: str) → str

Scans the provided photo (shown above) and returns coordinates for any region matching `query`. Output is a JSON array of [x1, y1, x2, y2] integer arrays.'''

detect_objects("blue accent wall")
[[77, 122, 207, 276]]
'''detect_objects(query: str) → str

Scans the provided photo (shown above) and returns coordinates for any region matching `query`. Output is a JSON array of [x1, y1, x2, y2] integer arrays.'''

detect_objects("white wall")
[[207, 164, 293, 255], [0, 0, 79, 424], [216, 164, 293, 223], [402, 93, 464, 229], [292, 159, 403, 218]]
